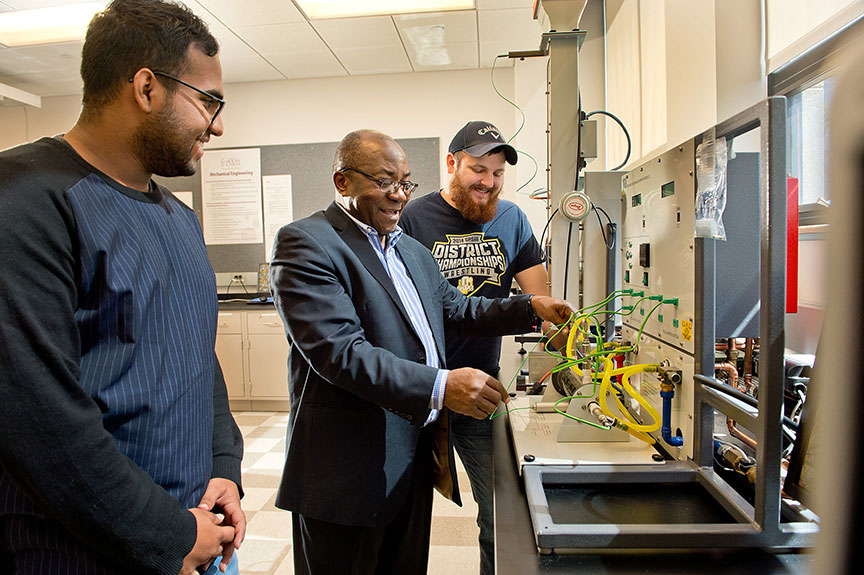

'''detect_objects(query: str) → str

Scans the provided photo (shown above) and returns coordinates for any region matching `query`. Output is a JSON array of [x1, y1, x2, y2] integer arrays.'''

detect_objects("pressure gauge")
[[560, 191, 592, 222]]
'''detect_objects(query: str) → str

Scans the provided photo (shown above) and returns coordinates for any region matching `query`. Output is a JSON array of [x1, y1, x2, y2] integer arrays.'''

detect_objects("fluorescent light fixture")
[[0, 81, 41, 108], [0, 2, 105, 47], [296, 0, 475, 20]]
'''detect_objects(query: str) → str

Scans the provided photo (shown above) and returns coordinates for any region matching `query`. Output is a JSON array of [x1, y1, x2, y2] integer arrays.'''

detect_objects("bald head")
[[333, 129, 400, 174]]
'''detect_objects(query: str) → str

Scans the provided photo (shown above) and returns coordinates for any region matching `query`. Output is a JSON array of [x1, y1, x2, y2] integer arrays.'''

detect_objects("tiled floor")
[[233, 411, 481, 575]]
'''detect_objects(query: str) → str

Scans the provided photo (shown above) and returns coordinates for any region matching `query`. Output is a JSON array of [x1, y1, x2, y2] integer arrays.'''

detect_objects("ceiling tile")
[[194, 0, 305, 27], [11, 41, 82, 72], [234, 22, 326, 55], [213, 27, 285, 83], [232, 22, 345, 79], [222, 56, 285, 83], [337, 45, 411, 74], [183, 0, 225, 29], [395, 10, 477, 72], [312, 16, 410, 75], [0, 51, 54, 75], [407, 40, 478, 71], [2, 1, 90, 8], [478, 7, 541, 66], [477, 0, 534, 9], [312, 16, 402, 50], [263, 49, 347, 79], [0, 70, 80, 96], [394, 10, 477, 45]]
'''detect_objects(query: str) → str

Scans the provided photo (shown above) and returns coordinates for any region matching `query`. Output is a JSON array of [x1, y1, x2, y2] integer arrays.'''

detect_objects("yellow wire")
[[535, 298, 665, 446], [598, 356, 661, 433]]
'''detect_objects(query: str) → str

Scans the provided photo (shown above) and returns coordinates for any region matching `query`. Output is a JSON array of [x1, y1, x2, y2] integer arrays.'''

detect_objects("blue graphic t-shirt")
[[400, 190, 544, 374]]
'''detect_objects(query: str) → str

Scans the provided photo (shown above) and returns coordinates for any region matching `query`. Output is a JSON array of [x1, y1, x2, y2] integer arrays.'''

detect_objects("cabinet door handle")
[[264, 322, 282, 328]]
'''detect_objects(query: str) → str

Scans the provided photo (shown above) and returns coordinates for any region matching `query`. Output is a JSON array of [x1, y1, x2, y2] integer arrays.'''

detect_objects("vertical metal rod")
[[753, 97, 788, 534], [693, 235, 716, 469]]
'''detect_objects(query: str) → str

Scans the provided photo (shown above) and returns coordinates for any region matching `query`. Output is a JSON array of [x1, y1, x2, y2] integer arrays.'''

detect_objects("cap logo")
[[477, 126, 500, 139]]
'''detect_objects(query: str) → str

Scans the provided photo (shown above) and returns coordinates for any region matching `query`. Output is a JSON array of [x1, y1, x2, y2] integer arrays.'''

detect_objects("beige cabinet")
[[216, 309, 291, 411]]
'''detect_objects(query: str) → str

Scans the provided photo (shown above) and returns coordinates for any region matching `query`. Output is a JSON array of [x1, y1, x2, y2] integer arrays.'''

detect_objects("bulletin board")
[[154, 137, 440, 273]]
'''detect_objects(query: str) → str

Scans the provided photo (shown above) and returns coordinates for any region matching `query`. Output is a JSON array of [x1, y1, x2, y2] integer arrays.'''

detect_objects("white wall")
[[0, 95, 83, 152], [1, 66, 522, 205]]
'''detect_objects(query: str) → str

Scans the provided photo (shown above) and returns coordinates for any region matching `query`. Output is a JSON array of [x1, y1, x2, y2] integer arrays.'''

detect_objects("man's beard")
[[448, 173, 500, 224], [132, 105, 201, 178]]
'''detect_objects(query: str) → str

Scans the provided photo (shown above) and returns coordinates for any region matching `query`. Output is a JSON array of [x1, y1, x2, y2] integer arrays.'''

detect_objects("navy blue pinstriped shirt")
[[1, 136, 243, 573], [67, 174, 217, 508]]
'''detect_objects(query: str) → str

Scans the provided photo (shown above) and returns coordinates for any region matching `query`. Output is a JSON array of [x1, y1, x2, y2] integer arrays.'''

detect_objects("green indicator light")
[[640, 308, 645, 316], [658, 314, 664, 323], [673, 319, 679, 328]]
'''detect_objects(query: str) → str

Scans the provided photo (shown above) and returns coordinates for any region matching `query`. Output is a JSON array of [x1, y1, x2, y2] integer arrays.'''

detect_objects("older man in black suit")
[[269, 129, 574, 574]]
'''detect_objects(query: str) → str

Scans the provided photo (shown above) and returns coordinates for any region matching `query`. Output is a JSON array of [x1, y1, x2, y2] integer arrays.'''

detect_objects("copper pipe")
[[715, 362, 758, 449], [743, 338, 755, 391], [727, 418, 758, 449], [715, 342, 747, 351], [715, 362, 738, 387]]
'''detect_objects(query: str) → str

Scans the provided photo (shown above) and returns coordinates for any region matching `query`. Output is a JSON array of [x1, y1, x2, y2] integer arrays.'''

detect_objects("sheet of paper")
[[262, 174, 293, 262], [201, 148, 263, 245]]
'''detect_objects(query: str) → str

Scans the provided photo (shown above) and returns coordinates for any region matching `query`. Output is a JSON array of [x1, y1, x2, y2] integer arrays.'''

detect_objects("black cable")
[[695, 374, 799, 431], [539, 208, 559, 263], [594, 204, 614, 226], [593, 207, 614, 249], [226, 278, 235, 295], [563, 222, 574, 300], [574, 95, 583, 189], [586, 109, 631, 170]]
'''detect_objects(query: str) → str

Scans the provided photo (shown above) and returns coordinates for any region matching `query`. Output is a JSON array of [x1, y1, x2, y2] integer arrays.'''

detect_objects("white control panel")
[[621, 142, 697, 355]]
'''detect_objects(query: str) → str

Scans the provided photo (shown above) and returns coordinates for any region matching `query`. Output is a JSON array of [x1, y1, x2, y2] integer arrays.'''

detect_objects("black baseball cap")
[[448, 121, 518, 165]]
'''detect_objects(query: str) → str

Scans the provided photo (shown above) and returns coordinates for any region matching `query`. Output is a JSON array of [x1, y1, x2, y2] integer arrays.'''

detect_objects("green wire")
[[490, 54, 545, 196], [514, 149, 538, 195], [488, 297, 663, 422], [490, 55, 525, 142]]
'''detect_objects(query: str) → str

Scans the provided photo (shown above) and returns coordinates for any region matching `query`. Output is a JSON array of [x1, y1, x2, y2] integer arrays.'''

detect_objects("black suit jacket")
[[270, 202, 533, 527]]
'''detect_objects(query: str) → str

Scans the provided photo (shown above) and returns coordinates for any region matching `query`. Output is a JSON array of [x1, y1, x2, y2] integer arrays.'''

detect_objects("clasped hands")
[[180, 478, 246, 575]]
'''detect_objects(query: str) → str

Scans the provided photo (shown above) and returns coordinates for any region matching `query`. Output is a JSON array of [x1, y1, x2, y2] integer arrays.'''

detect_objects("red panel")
[[787, 177, 799, 313]]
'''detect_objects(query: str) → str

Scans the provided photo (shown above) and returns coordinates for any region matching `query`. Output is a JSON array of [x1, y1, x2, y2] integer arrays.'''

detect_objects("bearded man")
[[399, 121, 547, 575]]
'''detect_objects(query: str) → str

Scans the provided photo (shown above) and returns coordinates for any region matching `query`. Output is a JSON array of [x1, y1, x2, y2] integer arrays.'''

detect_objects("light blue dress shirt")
[[337, 203, 448, 424]]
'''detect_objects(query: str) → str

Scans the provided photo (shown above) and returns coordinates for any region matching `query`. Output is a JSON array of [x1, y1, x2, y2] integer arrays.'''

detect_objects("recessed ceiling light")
[[295, 0, 475, 20], [0, 2, 105, 48]]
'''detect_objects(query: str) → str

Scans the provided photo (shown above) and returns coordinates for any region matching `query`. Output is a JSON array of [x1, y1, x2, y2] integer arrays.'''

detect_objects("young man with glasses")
[[400, 121, 548, 575], [0, 1, 243, 574], [268, 129, 574, 574]]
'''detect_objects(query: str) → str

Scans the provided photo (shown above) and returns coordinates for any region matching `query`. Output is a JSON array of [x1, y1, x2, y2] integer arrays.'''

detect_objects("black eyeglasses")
[[340, 167, 419, 197], [151, 70, 226, 130]]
